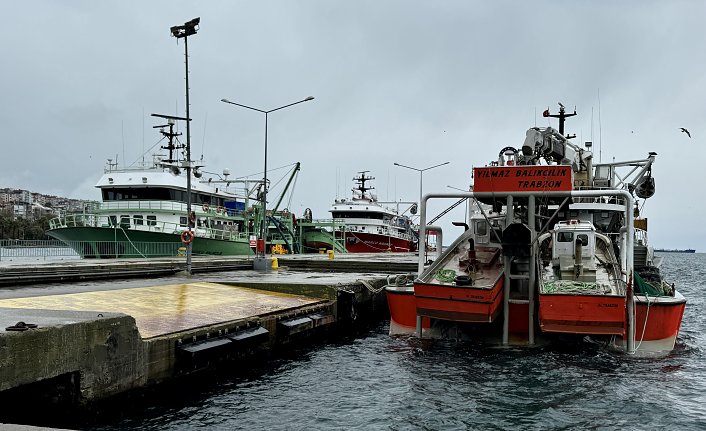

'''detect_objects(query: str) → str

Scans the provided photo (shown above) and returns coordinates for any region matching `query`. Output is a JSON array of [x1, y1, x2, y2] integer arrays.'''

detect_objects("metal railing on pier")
[[0, 239, 187, 261]]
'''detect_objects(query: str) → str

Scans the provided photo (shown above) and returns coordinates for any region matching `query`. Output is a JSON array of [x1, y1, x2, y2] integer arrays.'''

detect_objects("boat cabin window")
[[577, 234, 588, 246], [593, 165, 613, 187], [146, 215, 157, 226], [474, 220, 489, 244], [102, 187, 225, 207], [331, 211, 383, 220], [179, 216, 187, 227], [558, 232, 574, 243], [133, 215, 144, 226], [119, 215, 130, 228], [109, 215, 117, 227]]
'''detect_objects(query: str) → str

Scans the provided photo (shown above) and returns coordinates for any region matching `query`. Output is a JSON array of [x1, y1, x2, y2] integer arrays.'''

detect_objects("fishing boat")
[[47, 120, 295, 258], [387, 103, 686, 356], [300, 172, 418, 253]]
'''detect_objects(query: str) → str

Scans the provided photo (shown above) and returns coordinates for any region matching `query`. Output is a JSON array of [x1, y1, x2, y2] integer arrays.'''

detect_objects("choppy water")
[[75, 254, 706, 429]]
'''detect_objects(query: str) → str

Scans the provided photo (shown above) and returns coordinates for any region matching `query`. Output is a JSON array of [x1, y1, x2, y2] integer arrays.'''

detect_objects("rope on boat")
[[541, 280, 610, 295], [358, 279, 386, 294], [434, 269, 457, 283], [119, 226, 147, 258], [634, 293, 653, 352], [385, 273, 417, 287]]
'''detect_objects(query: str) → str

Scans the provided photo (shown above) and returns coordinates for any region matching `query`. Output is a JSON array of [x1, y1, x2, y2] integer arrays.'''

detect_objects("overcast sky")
[[1, 1, 704, 250]]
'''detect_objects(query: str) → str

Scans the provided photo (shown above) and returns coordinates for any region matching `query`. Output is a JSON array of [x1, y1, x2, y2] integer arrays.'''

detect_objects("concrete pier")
[[0, 253, 416, 416]]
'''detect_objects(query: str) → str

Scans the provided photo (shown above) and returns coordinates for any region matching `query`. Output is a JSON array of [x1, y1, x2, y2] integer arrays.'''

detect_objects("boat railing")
[[48, 213, 251, 242], [634, 227, 649, 247], [571, 187, 627, 206], [305, 218, 414, 240], [96, 200, 246, 218], [100, 200, 189, 212]]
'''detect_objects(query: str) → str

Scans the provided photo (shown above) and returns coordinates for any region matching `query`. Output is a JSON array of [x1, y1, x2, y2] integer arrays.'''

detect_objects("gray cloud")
[[1, 1, 704, 249]]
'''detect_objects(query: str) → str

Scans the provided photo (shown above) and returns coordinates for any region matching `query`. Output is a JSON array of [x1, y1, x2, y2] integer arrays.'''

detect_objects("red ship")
[[301, 172, 418, 253]]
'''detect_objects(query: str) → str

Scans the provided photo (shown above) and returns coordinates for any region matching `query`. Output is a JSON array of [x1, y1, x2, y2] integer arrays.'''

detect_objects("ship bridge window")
[[133, 215, 144, 226], [146, 215, 157, 226], [475, 221, 488, 236], [331, 211, 383, 220], [101, 187, 226, 206]]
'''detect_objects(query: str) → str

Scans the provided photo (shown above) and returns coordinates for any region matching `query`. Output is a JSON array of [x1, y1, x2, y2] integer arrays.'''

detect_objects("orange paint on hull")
[[539, 294, 626, 335], [386, 287, 430, 333], [634, 296, 686, 342], [414, 276, 504, 323]]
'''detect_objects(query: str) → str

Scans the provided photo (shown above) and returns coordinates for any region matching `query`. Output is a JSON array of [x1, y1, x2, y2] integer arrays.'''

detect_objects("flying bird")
[[680, 127, 691, 138]]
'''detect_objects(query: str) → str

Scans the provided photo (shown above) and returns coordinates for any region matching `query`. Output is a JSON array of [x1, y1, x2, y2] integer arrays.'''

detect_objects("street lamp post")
[[170, 17, 200, 275], [221, 96, 314, 269], [393, 161, 450, 252], [393, 162, 450, 211]]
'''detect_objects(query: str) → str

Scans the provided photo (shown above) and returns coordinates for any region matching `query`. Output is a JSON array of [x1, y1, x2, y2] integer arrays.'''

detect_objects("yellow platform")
[[0, 282, 324, 339]]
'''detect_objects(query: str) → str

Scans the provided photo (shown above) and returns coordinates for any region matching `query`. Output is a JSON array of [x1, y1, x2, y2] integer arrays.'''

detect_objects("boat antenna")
[[122, 120, 126, 169], [591, 106, 593, 147], [201, 111, 207, 161], [544, 102, 576, 136], [142, 107, 145, 166], [598, 88, 603, 163]]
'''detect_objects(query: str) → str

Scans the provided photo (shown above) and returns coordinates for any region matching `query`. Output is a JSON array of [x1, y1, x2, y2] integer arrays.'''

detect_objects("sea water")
[[36, 254, 706, 430]]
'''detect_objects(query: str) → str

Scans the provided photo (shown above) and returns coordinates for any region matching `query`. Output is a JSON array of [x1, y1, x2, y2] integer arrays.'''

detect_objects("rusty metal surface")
[[0, 282, 323, 339]]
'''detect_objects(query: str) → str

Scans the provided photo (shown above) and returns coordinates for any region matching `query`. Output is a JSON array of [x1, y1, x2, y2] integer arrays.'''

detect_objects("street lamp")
[[221, 96, 314, 269], [394, 161, 450, 253], [393, 162, 450, 209], [170, 17, 199, 274]]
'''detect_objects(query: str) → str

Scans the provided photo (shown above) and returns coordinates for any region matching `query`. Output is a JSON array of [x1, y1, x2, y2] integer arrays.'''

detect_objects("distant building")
[[13, 204, 27, 218]]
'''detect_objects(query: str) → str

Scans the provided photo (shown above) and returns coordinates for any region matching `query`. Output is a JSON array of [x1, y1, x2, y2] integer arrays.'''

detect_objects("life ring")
[[216, 206, 224, 214], [180, 230, 194, 244], [202, 203, 210, 212]]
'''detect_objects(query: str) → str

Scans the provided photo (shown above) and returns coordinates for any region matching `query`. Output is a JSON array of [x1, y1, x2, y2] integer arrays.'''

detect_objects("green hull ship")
[[47, 121, 297, 259]]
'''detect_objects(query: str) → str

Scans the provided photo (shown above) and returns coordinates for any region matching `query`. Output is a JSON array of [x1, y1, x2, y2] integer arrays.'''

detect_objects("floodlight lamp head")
[[170, 17, 200, 38]]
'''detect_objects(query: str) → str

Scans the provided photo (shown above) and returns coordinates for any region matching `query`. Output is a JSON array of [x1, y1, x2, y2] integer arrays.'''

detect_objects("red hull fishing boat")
[[301, 172, 418, 253], [386, 103, 686, 356]]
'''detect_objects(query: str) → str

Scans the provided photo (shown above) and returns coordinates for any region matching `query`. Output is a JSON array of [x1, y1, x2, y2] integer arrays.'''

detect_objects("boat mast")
[[154, 119, 183, 165], [543, 103, 577, 137], [353, 171, 375, 200]]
